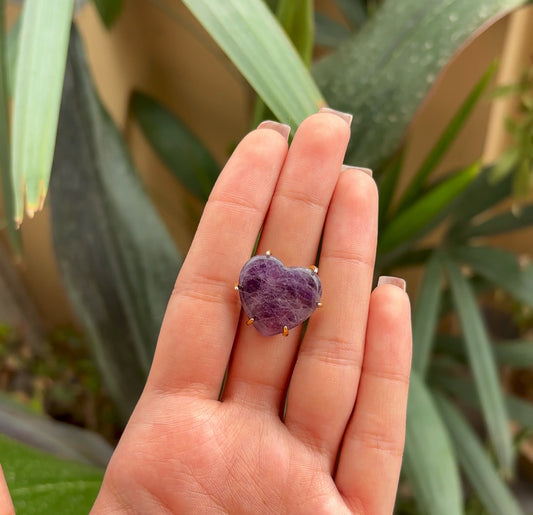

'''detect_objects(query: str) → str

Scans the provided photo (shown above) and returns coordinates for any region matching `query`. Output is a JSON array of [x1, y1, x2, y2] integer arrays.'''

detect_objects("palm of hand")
[[104, 396, 348, 514], [91, 112, 411, 514]]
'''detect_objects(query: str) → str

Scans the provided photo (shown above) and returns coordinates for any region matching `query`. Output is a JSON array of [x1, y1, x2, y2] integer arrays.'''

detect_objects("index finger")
[[147, 122, 290, 398]]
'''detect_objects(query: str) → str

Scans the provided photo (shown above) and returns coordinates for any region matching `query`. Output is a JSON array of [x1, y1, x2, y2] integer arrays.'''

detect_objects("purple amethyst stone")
[[238, 254, 322, 337]]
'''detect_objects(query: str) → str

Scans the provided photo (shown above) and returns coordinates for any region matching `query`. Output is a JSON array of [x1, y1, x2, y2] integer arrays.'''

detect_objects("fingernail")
[[341, 164, 373, 177], [319, 107, 353, 126], [378, 276, 406, 291], [257, 120, 291, 140]]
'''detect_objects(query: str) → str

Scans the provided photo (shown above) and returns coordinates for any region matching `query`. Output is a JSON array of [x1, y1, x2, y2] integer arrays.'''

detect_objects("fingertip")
[[256, 120, 291, 140], [294, 111, 351, 156], [377, 275, 406, 291], [368, 279, 412, 367]]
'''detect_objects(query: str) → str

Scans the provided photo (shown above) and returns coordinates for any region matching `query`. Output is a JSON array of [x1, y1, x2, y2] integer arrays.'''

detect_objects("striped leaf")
[[403, 371, 463, 515], [444, 257, 514, 474], [181, 0, 324, 129]]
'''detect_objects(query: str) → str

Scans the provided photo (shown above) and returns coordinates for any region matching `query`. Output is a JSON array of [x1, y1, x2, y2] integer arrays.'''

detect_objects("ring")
[[235, 251, 322, 337]]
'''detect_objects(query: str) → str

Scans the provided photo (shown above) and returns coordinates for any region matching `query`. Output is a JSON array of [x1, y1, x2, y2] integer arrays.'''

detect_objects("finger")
[[284, 168, 377, 468], [147, 123, 290, 398], [335, 280, 412, 515], [222, 110, 352, 412], [0, 464, 15, 515]]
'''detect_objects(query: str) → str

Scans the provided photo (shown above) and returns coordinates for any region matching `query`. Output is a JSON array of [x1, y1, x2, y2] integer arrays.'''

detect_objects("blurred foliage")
[[490, 63, 533, 202], [0, 324, 119, 444], [0, 0, 533, 513]]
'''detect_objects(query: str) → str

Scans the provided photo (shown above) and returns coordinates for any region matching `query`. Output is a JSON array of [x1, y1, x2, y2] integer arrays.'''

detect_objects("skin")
[[0, 111, 412, 514]]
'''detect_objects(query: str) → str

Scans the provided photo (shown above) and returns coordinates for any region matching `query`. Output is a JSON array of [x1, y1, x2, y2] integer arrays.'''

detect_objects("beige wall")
[[4, 1, 533, 326]]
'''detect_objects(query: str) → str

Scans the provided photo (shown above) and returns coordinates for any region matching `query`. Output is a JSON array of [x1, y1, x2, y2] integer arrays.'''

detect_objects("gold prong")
[[246, 317, 255, 326], [317, 302, 323, 308], [234, 284, 240, 291], [266, 250, 272, 257], [308, 265, 318, 274], [283, 326, 289, 337]]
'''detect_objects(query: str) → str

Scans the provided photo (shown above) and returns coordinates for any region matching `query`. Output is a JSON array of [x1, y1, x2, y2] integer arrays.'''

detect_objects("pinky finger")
[[335, 278, 412, 514], [0, 464, 15, 515]]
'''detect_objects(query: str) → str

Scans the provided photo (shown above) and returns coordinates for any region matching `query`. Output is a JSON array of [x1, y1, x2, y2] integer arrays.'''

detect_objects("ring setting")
[[235, 251, 322, 337]]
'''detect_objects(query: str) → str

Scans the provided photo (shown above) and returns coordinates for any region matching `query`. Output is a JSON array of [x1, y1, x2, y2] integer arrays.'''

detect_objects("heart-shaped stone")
[[238, 254, 322, 337]]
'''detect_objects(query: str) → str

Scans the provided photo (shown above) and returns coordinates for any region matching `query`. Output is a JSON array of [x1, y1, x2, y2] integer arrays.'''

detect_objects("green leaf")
[[11, 0, 75, 223], [377, 149, 403, 225], [276, 0, 314, 67], [506, 394, 533, 430], [492, 341, 533, 369], [432, 371, 533, 437], [6, 12, 21, 99], [181, 0, 324, 129], [412, 253, 443, 376], [448, 166, 513, 228], [1, 434, 103, 515], [403, 371, 463, 515], [92, 0, 124, 29], [333, 0, 368, 27], [131, 92, 219, 201], [49, 27, 182, 423], [378, 162, 479, 254], [435, 335, 533, 370], [450, 246, 533, 306], [462, 203, 533, 238], [314, 0, 530, 169], [252, 0, 316, 128], [435, 394, 524, 515], [0, 1, 21, 253], [397, 62, 497, 211], [0, 395, 112, 468], [314, 12, 351, 48], [444, 257, 514, 474]]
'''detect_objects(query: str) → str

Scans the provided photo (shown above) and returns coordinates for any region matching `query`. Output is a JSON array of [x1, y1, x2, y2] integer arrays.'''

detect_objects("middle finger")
[[222, 109, 352, 412]]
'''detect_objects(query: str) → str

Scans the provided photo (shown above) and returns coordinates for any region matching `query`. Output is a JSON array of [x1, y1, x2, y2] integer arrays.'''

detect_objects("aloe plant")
[[1, 0, 533, 513]]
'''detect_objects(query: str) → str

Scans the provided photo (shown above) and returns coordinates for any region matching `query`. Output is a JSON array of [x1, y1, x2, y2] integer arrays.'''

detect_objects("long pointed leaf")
[[436, 335, 533, 370], [6, 11, 21, 99], [276, 0, 314, 67], [0, 1, 20, 252], [492, 341, 533, 369], [412, 252, 443, 376], [432, 371, 533, 430], [131, 92, 219, 201], [403, 371, 463, 515], [435, 394, 524, 515], [377, 149, 403, 225], [314, 0, 530, 169], [397, 62, 498, 211], [379, 163, 479, 254], [451, 246, 533, 306], [448, 166, 513, 229], [11, 0, 74, 222], [50, 27, 182, 422], [252, 0, 316, 127], [462, 203, 533, 238], [444, 257, 514, 474], [181, 0, 324, 129], [1, 434, 103, 514]]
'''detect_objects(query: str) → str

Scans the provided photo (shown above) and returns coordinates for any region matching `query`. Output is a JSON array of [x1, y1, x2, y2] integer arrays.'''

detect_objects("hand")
[[91, 110, 412, 514]]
